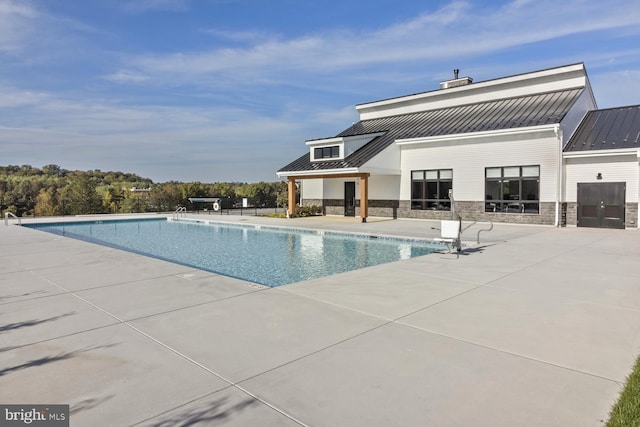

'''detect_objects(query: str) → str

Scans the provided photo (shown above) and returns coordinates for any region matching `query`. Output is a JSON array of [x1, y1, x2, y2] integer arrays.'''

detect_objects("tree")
[[42, 164, 65, 177], [34, 188, 60, 217], [100, 186, 125, 213], [150, 183, 182, 212], [61, 174, 103, 215]]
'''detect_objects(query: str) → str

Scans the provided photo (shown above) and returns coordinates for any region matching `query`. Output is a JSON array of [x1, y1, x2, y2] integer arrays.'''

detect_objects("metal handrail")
[[477, 221, 493, 244], [173, 206, 187, 220], [4, 212, 21, 226]]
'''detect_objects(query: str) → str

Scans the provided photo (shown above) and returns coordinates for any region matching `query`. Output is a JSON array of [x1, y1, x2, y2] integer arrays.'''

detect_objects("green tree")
[[100, 186, 126, 213], [150, 183, 182, 212], [34, 188, 60, 217], [239, 181, 280, 207], [61, 174, 103, 215]]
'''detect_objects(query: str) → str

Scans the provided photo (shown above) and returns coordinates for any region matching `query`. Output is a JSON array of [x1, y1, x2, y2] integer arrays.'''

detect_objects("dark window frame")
[[411, 169, 453, 211], [485, 165, 540, 214], [314, 145, 340, 160]]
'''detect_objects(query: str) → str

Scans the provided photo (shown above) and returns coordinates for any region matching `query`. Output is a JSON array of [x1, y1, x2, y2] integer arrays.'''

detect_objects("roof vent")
[[440, 69, 473, 89]]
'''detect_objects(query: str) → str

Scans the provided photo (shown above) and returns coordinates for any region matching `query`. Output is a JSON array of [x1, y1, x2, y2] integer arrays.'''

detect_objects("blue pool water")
[[26, 218, 442, 287]]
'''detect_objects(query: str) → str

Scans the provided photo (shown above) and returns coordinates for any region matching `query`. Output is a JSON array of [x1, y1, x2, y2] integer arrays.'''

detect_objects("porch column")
[[287, 177, 296, 217], [360, 174, 369, 222]]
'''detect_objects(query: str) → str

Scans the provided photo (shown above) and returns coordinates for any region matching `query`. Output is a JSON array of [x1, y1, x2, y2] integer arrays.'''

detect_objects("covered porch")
[[286, 172, 371, 222]]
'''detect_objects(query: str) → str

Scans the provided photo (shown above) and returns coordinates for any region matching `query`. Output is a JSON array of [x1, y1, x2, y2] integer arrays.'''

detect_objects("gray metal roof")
[[564, 105, 640, 152], [279, 88, 583, 173]]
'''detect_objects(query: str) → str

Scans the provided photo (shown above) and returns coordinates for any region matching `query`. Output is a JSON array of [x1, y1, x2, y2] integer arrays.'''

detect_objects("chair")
[[434, 218, 462, 254]]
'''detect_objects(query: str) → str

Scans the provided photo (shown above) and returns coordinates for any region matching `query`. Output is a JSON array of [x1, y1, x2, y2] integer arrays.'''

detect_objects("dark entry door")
[[577, 182, 625, 229], [344, 182, 356, 216]]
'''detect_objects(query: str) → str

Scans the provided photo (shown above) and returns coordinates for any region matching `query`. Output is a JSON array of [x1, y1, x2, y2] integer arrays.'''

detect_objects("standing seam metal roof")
[[564, 105, 640, 152], [279, 88, 583, 173]]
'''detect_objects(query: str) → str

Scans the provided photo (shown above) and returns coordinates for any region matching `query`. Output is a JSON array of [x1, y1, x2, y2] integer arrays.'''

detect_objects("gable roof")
[[564, 105, 640, 152], [279, 87, 583, 173]]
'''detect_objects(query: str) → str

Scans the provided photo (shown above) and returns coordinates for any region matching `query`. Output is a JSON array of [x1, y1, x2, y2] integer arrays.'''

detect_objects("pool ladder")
[[173, 206, 187, 220], [4, 212, 21, 226]]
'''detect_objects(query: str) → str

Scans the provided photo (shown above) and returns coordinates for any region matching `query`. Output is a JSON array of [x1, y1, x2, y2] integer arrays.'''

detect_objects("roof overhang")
[[277, 170, 372, 180], [305, 131, 387, 146], [563, 148, 640, 159], [188, 197, 220, 203], [395, 124, 560, 146], [277, 167, 360, 179]]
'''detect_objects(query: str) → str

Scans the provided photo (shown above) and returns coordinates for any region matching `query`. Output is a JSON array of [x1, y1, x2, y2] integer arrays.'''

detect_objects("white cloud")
[[104, 70, 150, 83], [0, 0, 38, 52], [3, 0, 640, 181], [203, 28, 276, 44], [0, 86, 319, 181], [110, 0, 640, 89], [121, 0, 190, 14]]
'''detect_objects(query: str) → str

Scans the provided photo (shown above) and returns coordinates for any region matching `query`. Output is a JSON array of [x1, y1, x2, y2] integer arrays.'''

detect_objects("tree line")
[[0, 164, 289, 217]]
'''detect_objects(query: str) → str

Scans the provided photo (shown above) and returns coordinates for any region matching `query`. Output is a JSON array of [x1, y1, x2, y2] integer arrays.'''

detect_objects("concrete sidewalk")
[[1, 215, 638, 426]]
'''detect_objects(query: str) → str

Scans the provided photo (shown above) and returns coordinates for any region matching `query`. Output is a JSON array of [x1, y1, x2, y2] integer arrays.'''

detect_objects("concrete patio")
[[1, 214, 638, 426]]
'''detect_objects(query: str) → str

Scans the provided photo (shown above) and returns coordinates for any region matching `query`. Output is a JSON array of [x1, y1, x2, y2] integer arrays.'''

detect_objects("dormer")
[[306, 132, 386, 162]]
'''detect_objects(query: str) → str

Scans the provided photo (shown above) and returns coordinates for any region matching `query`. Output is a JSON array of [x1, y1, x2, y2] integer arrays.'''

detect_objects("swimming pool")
[[26, 218, 442, 287]]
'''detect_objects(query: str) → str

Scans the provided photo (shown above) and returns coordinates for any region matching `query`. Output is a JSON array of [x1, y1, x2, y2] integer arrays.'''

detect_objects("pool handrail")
[[173, 206, 187, 219], [4, 211, 21, 226]]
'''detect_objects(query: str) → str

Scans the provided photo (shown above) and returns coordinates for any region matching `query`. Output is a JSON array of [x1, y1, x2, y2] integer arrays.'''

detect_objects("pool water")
[[26, 218, 441, 287]]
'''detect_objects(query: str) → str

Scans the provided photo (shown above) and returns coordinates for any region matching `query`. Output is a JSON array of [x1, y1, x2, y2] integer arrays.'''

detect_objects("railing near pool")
[[173, 206, 187, 220], [4, 212, 21, 226]]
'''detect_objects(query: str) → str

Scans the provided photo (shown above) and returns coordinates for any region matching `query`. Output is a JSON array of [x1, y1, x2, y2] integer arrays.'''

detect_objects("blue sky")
[[1, 0, 640, 183]]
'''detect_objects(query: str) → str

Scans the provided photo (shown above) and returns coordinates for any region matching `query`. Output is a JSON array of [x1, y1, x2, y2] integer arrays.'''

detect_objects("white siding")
[[368, 175, 401, 199], [564, 155, 639, 202], [324, 178, 347, 199], [361, 144, 401, 175], [399, 132, 561, 202], [301, 179, 323, 200]]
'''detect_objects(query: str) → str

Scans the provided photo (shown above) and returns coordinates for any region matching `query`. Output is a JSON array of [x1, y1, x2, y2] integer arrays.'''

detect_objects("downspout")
[[555, 125, 563, 227]]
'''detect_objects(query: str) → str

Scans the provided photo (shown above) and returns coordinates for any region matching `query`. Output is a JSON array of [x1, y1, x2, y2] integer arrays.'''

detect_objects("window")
[[314, 145, 340, 160], [411, 169, 452, 210], [485, 166, 539, 213]]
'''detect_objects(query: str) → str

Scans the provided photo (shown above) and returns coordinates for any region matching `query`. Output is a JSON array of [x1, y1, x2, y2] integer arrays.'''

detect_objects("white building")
[[278, 63, 640, 229]]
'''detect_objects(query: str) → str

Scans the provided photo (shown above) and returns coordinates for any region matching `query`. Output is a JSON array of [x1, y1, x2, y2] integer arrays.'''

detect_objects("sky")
[[1, 0, 640, 183]]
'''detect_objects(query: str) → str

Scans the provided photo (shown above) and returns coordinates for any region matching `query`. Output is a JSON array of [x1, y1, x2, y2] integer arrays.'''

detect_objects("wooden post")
[[360, 174, 369, 222], [288, 177, 296, 217]]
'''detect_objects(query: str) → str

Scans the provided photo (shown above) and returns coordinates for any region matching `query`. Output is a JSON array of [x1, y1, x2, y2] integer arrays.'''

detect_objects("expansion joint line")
[[29, 270, 309, 427]]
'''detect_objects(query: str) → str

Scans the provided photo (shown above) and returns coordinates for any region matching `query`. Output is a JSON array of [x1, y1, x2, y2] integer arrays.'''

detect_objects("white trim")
[[358, 64, 585, 110], [305, 131, 386, 146], [305, 137, 343, 146], [276, 167, 360, 178], [396, 124, 559, 146], [563, 148, 640, 158], [359, 166, 402, 175]]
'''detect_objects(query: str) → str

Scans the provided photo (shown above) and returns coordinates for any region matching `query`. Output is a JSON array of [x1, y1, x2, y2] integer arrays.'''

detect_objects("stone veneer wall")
[[399, 201, 558, 225], [304, 198, 639, 228], [626, 203, 639, 228], [564, 202, 577, 226], [305, 199, 559, 225], [302, 199, 399, 217]]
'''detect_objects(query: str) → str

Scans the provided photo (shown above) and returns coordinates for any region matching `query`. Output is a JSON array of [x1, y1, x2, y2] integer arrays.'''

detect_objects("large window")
[[485, 166, 539, 213], [411, 169, 453, 210], [314, 146, 340, 160]]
